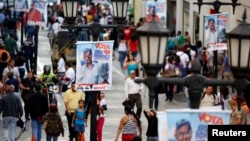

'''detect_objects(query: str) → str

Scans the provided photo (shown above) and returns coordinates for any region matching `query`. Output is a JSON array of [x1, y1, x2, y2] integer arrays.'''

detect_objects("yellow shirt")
[[64, 89, 85, 112]]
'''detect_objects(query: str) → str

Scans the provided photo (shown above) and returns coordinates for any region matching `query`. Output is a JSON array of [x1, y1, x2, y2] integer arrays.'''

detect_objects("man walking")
[[0, 84, 23, 141], [27, 84, 49, 141], [125, 70, 143, 119], [64, 82, 85, 141]]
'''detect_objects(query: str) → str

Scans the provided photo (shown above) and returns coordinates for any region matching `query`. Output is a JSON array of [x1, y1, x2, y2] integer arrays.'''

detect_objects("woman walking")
[[43, 104, 64, 141], [115, 105, 142, 141]]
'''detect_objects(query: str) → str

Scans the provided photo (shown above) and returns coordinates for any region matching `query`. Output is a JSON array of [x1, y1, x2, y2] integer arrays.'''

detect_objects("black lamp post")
[[136, 3, 170, 108], [226, 9, 250, 110], [112, 0, 129, 40], [61, 0, 129, 141], [136, 4, 250, 109], [193, 0, 241, 94]]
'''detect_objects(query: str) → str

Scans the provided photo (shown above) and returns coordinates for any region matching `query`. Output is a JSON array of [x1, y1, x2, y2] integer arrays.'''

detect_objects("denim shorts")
[[74, 124, 85, 133]]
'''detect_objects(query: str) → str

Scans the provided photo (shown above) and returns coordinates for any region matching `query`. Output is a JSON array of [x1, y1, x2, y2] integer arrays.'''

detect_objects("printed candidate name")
[[212, 129, 246, 136]]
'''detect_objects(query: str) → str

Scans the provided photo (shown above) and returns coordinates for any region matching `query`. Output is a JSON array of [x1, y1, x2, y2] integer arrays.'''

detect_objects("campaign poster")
[[27, 0, 46, 26], [204, 13, 229, 51], [145, 0, 167, 26], [76, 41, 113, 91], [14, 0, 29, 11], [163, 109, 231, 141]]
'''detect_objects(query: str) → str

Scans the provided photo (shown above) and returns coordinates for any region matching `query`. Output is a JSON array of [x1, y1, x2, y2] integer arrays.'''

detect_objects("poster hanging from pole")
[[145, 0, 167, 27], [27, 0, 46, 26], [204, 13, 229, 51], [76, 41, 113, 91]]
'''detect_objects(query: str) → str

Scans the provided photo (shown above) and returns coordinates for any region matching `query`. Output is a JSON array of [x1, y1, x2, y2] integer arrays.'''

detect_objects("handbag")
[[163, 70, 176, 78], [42, 120, 48, 129], [16, 117, 24, 129]]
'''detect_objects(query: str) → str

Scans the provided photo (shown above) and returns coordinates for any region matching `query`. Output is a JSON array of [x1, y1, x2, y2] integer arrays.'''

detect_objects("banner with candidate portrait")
[[157, 109, 231, 141], [76, 41, 113, 91], [145, 0, 167, 27], [204, 13, 229, 51], [27, 0, 47, 26]]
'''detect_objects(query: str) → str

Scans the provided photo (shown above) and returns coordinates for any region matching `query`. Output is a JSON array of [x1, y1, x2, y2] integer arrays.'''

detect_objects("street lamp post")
[[193, 0, 241, 93], [61, 0, 129, 140], [135, 5, 250, 109], [226, 9, 250, 110]]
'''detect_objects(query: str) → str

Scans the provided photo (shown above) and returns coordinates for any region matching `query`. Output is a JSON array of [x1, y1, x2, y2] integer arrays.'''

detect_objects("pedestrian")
[[43, 103, 64, 141], [5, 71, 20, 97], [64, 82, 85, 141], [114, 105, 142, 141], [97, 92, 107, 141], [71, 100, 86, 141], [27, 84, 49, 141], [20, 71, 36, 120], [200, 86, 219, 107], [144, 109, 158, 141], [0, 84, 23, 141], [219, 86, 231, 110], [124, 70, 143, 119]]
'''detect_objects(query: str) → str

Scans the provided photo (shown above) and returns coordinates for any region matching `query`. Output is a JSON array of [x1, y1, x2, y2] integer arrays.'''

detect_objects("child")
[[72, 100, 86, 141]]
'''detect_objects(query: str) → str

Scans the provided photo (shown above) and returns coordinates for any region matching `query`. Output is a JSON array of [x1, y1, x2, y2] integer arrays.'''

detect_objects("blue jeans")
[[31, 119, 42, 141], [46, 134, 58, 141], [2, 116, 18, 141], [118, 51, 127, 69]]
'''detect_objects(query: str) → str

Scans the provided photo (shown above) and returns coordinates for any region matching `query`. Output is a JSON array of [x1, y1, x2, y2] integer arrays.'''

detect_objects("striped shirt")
[[0, 93, 23, 117], [123, 115, 137, 134]]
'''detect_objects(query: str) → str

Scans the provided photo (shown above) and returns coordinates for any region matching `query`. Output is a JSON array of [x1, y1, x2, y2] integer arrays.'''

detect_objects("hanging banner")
[[76, 41, 113, 91], [145, 0, 167, 27], [157, 109, 231, 141], [27, 0, 46, 26], [204, 13, 229, 51]]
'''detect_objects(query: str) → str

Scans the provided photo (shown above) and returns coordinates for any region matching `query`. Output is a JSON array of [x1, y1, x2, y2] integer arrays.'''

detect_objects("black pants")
[[128, 94, 142, 119], [65, 111, 76, 140], [84, 91, 93, 120]]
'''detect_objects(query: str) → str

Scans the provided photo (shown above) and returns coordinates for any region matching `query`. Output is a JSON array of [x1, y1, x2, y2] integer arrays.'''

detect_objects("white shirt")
[[124, 77, 143, 98], [176, 51, 190, 68], [77, 62, 102, 84], [57, 58, 65, 72], [200, 93, 219, 107], [205, 29, 218, 44], [57, 16, 64, 26], [99, 17, 108, 25], [52, 22, 60, 34], [64, 67, 75, 88], [2, 66, 20, 82]]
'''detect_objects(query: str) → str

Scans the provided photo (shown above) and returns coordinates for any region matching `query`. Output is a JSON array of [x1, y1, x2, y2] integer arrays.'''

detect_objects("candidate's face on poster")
[[83, 50, 92, 63], [175, 124, 192, 141], [208, 20, 215, 31]]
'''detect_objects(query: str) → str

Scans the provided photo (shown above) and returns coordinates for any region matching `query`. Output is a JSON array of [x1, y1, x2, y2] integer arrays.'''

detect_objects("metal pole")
[[213, 9, 219, 94], [21, 14, 24, 44], [33, 25, 39, 74], [89, 23, 100, 141]]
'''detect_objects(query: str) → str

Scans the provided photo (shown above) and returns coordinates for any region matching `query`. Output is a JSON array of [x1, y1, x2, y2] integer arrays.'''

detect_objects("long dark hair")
[[60, 52, 66, 62], [124, 106, 141, 126]]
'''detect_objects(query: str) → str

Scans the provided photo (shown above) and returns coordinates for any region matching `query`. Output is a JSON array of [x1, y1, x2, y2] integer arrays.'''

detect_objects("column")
[[176, 0, 183, 33]]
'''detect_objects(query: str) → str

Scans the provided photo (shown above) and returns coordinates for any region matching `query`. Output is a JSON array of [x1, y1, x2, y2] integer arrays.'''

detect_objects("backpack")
[[44, 113, 62, 135], [201, 92, 217, 105]]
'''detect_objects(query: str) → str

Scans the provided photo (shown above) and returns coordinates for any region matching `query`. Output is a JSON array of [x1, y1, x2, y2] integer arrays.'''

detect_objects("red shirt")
[[128, 40, 138, 52], [123, 27, 133, 41]]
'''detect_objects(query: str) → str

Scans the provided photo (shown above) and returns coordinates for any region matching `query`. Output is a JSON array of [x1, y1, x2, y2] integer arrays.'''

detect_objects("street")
[[1, 30, 248, 141]]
